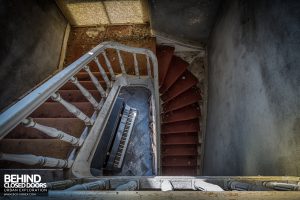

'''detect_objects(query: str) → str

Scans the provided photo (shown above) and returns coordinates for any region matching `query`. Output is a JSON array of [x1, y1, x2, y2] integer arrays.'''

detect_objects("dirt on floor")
[[64, 24, 155, 66]]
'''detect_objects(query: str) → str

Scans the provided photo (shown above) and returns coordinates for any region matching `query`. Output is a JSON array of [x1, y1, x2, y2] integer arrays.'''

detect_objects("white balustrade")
[[115, 181, 138, 191], [146, 55, 152, 77], [133, 53, 139, 77], [70, 77, 99, 110], [94, 57, 111, 88], [51, 93, 94, 125], [47, 179, 79, 190], [84, 66, 106, 98], [22, 118, 80, 146], [0, 153, 71, 168], [102, 52, 116, 80], [65, 180, 107, 191], [117, 49, 126, 74]]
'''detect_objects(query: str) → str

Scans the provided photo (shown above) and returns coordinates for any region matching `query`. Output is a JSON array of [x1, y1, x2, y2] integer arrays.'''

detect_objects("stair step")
[[76, 72, 111, 82], [156, 46, 175, 86], [160, 56, 189, 94], [161, 119, 200, 134], [162, 104, 200, 123], [0, 139, 72, 168], [163, 87, 201, 112], [162, 166, 197, 176], [47, 90, 101, 102], [162, 156, 197, 167], [161, 70, 198, 102], [162, 144, 198, 156], [7, 118, 85, 139], [161, 133, 198, 145], [61, 81, 104, 90], [30, 102, 94, 118]]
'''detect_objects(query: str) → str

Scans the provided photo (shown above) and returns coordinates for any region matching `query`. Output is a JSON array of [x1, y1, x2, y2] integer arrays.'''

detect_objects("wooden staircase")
[[157, 45, 202, 176], [0, 80, 102, 169], [0, 32, 203, 176]]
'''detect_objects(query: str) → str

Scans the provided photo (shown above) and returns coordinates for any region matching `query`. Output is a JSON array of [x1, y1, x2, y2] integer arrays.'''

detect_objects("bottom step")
[[162, 156, 197, 167], [162, 144, 198, 156], [162, 166, 197, 176]]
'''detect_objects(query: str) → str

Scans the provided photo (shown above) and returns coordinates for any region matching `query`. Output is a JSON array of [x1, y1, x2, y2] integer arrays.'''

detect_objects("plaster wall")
[[204, 0, 300, 176], [0, 0, 67, 110]]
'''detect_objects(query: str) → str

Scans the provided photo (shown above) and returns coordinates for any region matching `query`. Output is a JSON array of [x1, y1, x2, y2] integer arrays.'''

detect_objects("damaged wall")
[[149, 0, 221, 46], [204, 0, 300, 176], [0, 0, 67, 111]]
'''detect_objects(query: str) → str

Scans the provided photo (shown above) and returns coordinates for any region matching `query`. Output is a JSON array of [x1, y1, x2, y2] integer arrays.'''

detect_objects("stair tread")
[[0, 139, 72, 169], [162, 104, 201, 123], [162, 156, 197, 167], [163, 87, 202, 112], [76, 72, 111, 83], [156, 45, 175, 86], [47, 90, 101, 102], [30, 102, 95, 118], [161, 70, 198, 102], [7, 118, 85, 139], [0, 139, 72, 158], [162, 166, 197, 176], [162, 144, 198, 156], [61, 81, 105, 90], [160, 56, 189, 94], [161, 119, 200, 134], [161, 133, 198, 145]]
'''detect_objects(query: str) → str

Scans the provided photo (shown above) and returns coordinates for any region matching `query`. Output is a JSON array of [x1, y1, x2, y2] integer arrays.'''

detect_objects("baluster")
[[133, 53, 139, 77], [47, 179, 79, 190], [51, 93, 94, 125], [0, 153, 71, 168], [84, 66, 106, 97], [70, 77, 99, 110], [146, 55, 152, 77], [102, 51, 116, 80], [115, 181, 138, 191], [117, 49, 126, 74], [65, 180, 107, 191], [22, 118, 80, 146], [97, 98, 105, 111], [94, 57, 111, 88]]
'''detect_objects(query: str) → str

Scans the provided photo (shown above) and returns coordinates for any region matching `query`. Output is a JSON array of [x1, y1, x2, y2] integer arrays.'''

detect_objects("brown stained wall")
[[64, 24, 156, 75]]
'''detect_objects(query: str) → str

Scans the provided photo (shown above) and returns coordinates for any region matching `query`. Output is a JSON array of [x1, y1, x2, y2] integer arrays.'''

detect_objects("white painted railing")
[[0, 41, 160, 169]]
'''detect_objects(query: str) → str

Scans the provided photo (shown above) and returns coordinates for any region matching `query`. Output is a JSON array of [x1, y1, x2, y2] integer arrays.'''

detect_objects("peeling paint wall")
[[0, 0, 67, 111], [204, 0, 300, 176]]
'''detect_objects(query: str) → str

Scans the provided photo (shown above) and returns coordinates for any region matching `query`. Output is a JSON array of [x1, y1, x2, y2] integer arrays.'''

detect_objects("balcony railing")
[[0, 42, 160, 173]]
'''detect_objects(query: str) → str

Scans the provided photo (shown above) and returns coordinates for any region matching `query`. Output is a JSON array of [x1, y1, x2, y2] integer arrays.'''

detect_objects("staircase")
[[0, 31, 203, 176], [0, 71, 103, 169], [157, 46, 202, 176]]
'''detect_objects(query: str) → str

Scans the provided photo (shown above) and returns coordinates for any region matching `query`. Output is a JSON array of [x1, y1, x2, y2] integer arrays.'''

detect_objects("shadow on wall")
[[149, 0, 221, 46], [204, 0, 300, 176], [0, 0, 67, 111]]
